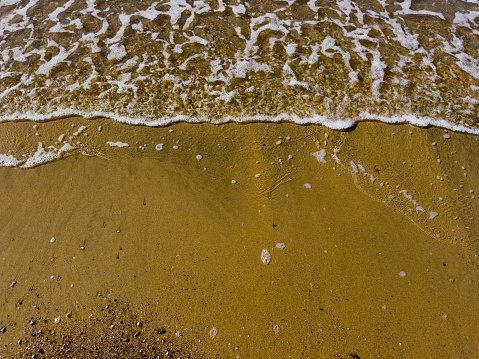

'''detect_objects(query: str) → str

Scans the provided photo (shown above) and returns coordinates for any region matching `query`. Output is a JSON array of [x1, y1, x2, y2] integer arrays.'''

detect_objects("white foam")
[[350, 161, 359, 173], [36, 43, 78, 76], [0, 153, 23, 167], [107, 43, 127, 61], [311, 149, 327, 163], [73, 126, 86, 136], [107, 141, 129, 147], [21, 142, 75, 168], [399, 189, 419, 206], [0, 0, 21, 5]]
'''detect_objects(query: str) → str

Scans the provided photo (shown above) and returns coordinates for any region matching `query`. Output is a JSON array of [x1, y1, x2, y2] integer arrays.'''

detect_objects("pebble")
[[273, 325, 281, 334], [430, 212, 439, 219], [276, 243, 285, 249], [261, 249, 271, 264], [54, 316, 61, 324], [304, 183, 311, 189], [209, 327, 218, 339], [399, 271, 406, 277], [155, 143, 164, 151], [50, 237, 55, 243], [196, 154, 202, 160]]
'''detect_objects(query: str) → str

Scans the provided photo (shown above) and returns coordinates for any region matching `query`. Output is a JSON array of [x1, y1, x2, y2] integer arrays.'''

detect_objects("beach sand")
[[0, 119, 478, 358]]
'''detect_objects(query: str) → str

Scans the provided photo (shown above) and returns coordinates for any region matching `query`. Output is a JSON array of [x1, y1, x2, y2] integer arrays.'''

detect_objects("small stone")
[[54, 316, 61, 324], [273, 325, 281, 334], [66, 312, 72, 318], [50, 237, 55, 243], [430, 212, 439, 219], [10, 281, 16, 288], [175, 331, 183, 337], [261, 249, 271, 265], [196, 154, 202, 160], [276, 243, 285, 249], [399, 271, 406, 277], [209, 327, 218, 339], [0, 327, 6, 333]]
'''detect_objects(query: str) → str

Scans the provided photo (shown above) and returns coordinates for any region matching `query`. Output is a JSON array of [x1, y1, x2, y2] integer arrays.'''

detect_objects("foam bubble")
[[312, 149, 326, 163], [107, 141, 129, 148]]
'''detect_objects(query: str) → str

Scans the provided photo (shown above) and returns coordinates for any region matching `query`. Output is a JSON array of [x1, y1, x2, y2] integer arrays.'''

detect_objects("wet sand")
[[0, 120, 478, 358]]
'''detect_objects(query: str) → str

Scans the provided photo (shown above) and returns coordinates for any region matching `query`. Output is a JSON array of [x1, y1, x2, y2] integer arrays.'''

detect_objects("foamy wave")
[[0, 0, 478, 129], [1, 110, 478, 135]]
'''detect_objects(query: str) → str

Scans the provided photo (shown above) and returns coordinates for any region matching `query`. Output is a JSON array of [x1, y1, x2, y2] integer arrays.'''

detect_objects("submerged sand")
[[0, 120, 478, 358]]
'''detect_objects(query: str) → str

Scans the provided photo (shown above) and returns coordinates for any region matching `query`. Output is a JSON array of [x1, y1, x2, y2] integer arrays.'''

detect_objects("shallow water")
[[0, 0, 478, 132]]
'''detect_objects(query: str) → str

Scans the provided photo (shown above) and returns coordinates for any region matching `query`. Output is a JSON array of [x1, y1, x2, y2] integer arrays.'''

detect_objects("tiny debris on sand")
[[209, 327, 218, 339], [276, 243, 285, 249], [273, 325, 281, 334], [261, 249, 271, 264]]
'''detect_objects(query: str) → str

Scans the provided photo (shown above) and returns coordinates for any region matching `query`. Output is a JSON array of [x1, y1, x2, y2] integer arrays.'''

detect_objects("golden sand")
[[0, 120, 478, 358]]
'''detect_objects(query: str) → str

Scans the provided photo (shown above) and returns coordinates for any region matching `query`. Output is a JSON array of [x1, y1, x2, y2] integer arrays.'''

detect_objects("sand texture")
[[0, 120, 478, 358]]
